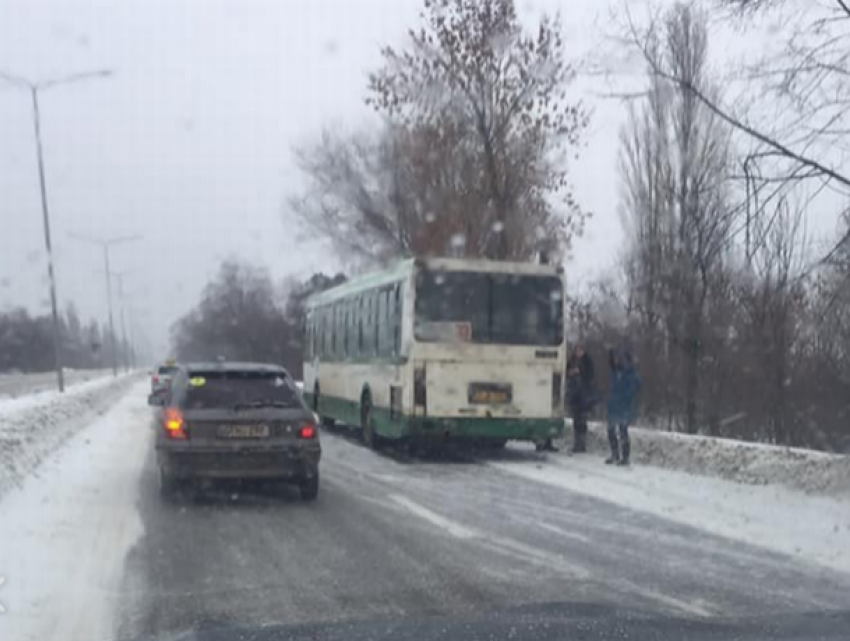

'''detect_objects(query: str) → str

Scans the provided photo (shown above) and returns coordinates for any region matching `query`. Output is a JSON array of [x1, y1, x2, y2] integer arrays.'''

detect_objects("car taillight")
[[163, 408, 187, 440], [299, 424, 317, 439], [153, 375, 159, 384]]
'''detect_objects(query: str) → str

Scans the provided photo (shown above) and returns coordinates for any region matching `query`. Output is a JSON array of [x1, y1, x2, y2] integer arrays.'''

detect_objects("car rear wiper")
[[233, 400, 295, 411]]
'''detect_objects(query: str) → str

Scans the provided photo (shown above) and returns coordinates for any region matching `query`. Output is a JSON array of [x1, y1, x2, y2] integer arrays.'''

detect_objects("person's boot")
[[575, 427, 587, 453], [604, 431, 619, 464], [537, 439, 558, 453], [617, 439, 631, 466]]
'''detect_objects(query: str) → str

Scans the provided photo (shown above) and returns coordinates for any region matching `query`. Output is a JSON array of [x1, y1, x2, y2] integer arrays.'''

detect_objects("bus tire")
[[313, 384, 335, 428], [361, 397, 378, 450]]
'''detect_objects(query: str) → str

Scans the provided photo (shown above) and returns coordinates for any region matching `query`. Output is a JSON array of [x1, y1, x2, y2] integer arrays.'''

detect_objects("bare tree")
[[289, 127, 416, 265], [171, 261, 293, 366], [622, 0, 850, 261], [619, 2, 736, 433], [366, 0, 589, 260]]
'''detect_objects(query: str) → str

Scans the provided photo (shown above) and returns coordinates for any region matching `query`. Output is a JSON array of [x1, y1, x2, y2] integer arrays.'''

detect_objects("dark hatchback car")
[[148, 362, 321, 501]]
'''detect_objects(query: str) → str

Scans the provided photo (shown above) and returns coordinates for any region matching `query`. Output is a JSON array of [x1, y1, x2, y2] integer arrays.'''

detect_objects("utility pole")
[[71, 233, 140, 376], [1, 68, 113, 392], [109, 271, 136, 373]]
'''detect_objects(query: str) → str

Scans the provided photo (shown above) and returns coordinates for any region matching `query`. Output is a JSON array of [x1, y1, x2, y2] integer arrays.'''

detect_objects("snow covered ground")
[[0, 373, 138, 498], [582, 422, 850, 497], [1, 383, 848, 641], [0, 369, 112, 400], [0, 381, 150, 641], [492, 443, 850, 577]]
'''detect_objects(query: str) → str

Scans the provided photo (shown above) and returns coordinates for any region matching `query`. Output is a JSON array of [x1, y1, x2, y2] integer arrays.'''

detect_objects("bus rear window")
[[415, 271, 563, 346]]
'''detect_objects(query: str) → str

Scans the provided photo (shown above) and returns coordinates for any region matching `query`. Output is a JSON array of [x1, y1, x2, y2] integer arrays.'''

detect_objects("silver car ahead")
[[151, 361, 178, 396]]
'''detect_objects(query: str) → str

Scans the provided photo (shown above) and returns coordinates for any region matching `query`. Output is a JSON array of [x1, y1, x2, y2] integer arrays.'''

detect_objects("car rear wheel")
[[299, 471, 319, 501], [158, 466, 180, 500]]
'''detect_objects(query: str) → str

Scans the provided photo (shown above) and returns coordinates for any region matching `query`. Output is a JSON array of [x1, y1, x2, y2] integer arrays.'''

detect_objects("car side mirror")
[[148, 394, 165, 407]]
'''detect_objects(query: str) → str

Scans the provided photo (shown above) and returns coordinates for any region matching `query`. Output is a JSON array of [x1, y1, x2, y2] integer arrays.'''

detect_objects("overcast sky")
[[4, 0, 831, 359], [0, 0, 635, 355]]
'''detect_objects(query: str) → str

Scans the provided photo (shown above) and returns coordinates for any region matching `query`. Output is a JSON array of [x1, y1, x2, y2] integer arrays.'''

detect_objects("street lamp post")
[[109, 271, 137, 373], [0, 68, 112, 392], [70, 233, 140, 377]]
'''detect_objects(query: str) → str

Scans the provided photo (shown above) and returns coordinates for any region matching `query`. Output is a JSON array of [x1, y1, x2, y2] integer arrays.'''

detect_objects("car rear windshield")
[[157, 366, 178, 376], [183, 370, 303, 410]]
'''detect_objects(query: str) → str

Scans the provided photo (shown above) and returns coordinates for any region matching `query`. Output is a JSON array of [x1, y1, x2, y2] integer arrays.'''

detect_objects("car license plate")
[[468, 383, 512, 405], [217, 424, 270, 439]]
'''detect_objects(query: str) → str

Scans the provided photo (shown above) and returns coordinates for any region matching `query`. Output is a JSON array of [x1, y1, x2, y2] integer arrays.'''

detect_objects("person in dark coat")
[[567, 343, 597, 453], [606, 347, 641, 466]]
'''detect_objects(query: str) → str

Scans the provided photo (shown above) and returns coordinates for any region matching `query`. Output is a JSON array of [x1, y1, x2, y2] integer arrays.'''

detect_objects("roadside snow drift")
[[583, 423, 850, 497], [0, 380, 149, 641], [493, 446, 850, 577], [0, 374, 138, 498], [0, 369, 112, 400]]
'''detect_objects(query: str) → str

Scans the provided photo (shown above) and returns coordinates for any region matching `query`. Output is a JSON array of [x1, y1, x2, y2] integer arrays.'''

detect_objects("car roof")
[[180, 361, 289, 375]]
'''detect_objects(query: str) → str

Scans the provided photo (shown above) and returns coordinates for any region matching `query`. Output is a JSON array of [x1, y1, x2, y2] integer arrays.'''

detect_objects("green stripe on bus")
[[308, 392, 563, 442]]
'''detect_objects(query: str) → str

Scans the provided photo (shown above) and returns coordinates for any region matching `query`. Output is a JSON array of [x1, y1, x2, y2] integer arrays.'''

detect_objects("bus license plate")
[[468, 383, 512, 405], [217, 424, 270, 439]]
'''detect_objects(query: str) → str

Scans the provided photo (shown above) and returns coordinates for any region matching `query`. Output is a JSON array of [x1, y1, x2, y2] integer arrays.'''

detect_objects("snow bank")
[[0, 381, 149, 641], [0, 373, 140, 498], [581, 422, 850, 497], [0, 368, 112, 399], [492, 448, 850, 577]]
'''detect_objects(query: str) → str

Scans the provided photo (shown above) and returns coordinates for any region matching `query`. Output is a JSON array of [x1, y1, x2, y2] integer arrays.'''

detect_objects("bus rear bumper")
[[408, 416, 563, 443]]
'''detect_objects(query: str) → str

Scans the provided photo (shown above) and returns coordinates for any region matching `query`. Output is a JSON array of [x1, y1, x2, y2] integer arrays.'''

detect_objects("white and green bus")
[[302, 257, 566, 449]]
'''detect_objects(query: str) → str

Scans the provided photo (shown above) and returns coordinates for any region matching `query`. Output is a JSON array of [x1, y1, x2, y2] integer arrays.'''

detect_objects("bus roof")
[[306, 257, 563, 310], [306, 259, 416, 309]]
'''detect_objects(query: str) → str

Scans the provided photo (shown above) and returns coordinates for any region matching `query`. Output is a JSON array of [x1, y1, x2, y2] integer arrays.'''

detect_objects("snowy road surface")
[[2, 382, 849, 641], [0, 369, 112, 399]]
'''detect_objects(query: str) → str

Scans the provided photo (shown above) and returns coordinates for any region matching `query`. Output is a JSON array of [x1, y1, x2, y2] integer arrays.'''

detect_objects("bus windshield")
[[415, 270, 563, 346]]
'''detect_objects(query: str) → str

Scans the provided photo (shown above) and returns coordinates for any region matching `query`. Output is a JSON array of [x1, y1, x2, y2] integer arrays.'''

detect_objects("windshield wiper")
[[233, 399, 295, 411]]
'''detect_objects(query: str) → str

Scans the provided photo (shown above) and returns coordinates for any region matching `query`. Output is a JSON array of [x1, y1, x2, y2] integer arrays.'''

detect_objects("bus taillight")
[[552, 373, 563, 413], [414, 366, 427, 416]]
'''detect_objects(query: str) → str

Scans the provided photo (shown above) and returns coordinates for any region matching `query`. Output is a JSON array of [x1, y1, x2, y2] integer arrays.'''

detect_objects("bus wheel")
[[361, 399, 378, 450]]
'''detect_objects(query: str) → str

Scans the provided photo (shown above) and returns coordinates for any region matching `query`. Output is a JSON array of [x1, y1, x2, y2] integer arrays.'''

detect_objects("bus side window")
[[379, 286, 393, 357], [366, 293, 373, 354], [392, 284, 401, 356], [358, 295, 365, 354], [317, 308, 323, 358], [339, 300, 348, 356], [323, 306, 331, 358], [336, 302, 343, 358], [345, 298, 354, 357], [305, 315, 312, 360], [330, 305, 336, 356], [373, 289, 385, 355]]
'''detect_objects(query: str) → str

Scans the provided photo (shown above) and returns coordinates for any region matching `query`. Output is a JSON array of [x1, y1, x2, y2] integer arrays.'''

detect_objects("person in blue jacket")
[[606, 347, 641, 466]]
